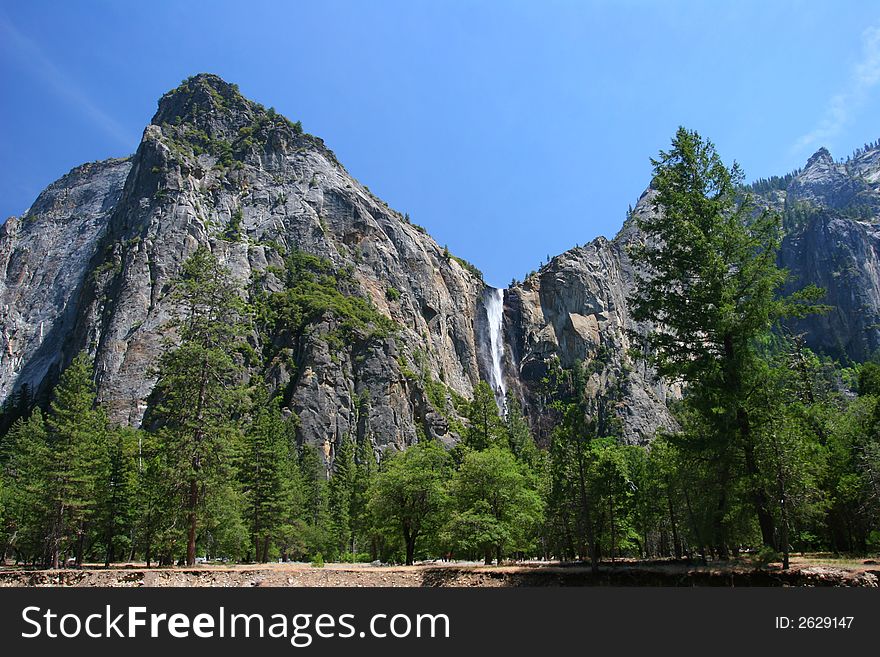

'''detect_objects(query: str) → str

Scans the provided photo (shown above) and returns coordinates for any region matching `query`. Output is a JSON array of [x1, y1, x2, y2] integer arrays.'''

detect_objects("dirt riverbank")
[[1, 558, 877, 587]]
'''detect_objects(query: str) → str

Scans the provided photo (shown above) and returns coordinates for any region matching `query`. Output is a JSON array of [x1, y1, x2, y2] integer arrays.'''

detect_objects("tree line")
[[1, 129, 878, 568]]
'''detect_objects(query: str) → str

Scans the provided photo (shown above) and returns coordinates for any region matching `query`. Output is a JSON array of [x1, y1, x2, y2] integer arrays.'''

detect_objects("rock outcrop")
[[504, 190, 678, 445], [760, 142, 880, 361]]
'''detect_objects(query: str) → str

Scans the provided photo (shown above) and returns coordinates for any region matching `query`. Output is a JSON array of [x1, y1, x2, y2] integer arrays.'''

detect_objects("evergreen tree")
[[351, 433, 378, 559], [545, 363, 601, 571], [96, 426, 138, 566], [298, 442, 330, 558], [464, 381, 504, 451], [239, 389, 296, 562], [503, 392, 540, 467], [826, 381, 880, 553], [0, 410, 50, 564], [44, 353, 109, 567], [130, 429, 173, 566], [588, 440, 636, 562], [150, 246, 249, 565], [629, 127, 824, 551], [327, 433, 355, 558]]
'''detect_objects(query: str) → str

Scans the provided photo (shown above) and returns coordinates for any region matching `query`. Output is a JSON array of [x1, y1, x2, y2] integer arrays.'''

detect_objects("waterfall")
[[484, 287, 507, 408]]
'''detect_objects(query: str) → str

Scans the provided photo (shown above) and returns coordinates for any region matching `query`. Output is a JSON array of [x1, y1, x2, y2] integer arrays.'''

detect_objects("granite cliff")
[[2, 74, 878, 455]]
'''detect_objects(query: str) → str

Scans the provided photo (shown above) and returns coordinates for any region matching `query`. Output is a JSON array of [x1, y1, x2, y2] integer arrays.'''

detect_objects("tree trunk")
[[740, 416, 776, 549], [403, 525, 416, 566], [682, 485, 705, 564], [187, 478, 198, 566], [722, 333, 776, 550], [576, 446, 598, 574], [666, 483, 682, 559]]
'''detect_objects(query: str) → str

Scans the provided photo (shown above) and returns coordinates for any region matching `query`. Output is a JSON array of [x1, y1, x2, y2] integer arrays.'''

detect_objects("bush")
[[311, 552, 325, 568], [224, 208, 243, 242]]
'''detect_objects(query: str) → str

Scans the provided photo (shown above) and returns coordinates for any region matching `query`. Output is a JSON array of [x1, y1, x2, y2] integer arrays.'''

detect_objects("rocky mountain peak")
[[804, 146, 834, 170], [152, 73, 251, 130], [786, 146, 856, 208], [148, 73, 339, 173]]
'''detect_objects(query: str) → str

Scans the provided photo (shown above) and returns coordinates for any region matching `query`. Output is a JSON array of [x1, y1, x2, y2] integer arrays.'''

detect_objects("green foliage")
[[4, 127, 879, 568], [255, 250, 397, 356], [327, 434, 355, 558], [449, 255, 483, 280], [369, 440, 450, 565], [224, 208, 243, 242], [167, 125, 235, 166], [858, 362, 880, 397], [1, 409, 51, 563], [44, 353, 111, 568], [422, 374, 467, 437], [96, 426, 139, 566], [749, 170, 800, 194], [752, 545, 781, 567], [462, 381, 504, 451], [239, 388, 299, 562], [350, 431, 379, 559], [630, 127, 823, 386], [444, 446, 544, 563], [629, 127, 826, 555], [149, 246, 250, 565]]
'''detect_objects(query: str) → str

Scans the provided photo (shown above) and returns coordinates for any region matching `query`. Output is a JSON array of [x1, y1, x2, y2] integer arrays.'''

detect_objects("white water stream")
[[484, 287, 507, 408]]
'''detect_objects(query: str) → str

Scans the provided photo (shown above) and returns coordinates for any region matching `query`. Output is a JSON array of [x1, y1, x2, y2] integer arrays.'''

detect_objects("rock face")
[[1, 75, 485, 458], [0, 158, 132, 403], [2, 74, 879, 455], [759, 143, 880, 361], [504, 190, 679, 445]]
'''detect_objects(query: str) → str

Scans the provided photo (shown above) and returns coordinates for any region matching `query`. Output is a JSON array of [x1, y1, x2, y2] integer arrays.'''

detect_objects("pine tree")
[[150, 246, 249, 566], [1, 410, 50, 564], [130, 429, 177, 566], [503, 392, 540, 467], [239, 390, 296, 562], [545, 362, 601, 571], [44, 353, 109, 567], [327, 433, 355, 558], [96, 426, 138, 565], [351, 433, 377, 559], [298, 442, 329, 557], [629, 127, 824, 551], [464, 381, 504, 451]]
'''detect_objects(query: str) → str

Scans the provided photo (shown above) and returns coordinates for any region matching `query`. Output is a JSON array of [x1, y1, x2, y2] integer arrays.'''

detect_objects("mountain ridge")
[[2, 73, 880, 454]]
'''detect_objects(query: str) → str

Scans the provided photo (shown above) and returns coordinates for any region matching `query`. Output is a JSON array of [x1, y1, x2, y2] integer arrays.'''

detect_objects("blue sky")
[[2, 1, 880, 287]]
